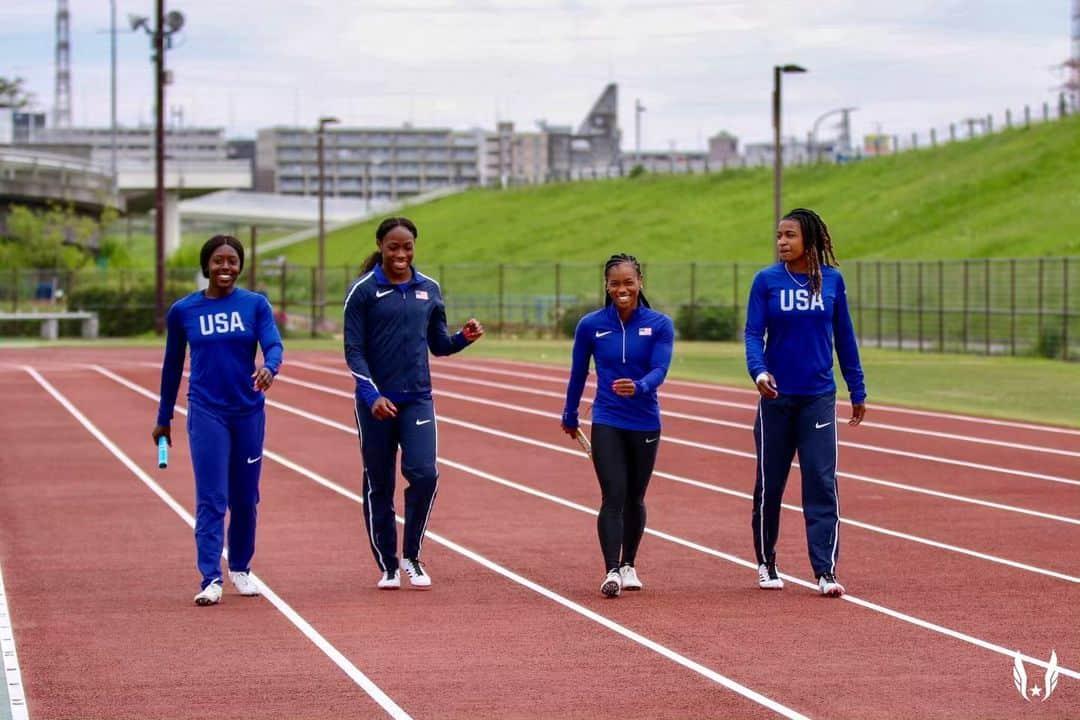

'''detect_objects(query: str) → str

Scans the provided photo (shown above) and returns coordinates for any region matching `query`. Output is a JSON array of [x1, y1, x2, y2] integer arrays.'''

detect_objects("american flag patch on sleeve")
[[415, 290, 429, 300], [639, 327, 652, 336]]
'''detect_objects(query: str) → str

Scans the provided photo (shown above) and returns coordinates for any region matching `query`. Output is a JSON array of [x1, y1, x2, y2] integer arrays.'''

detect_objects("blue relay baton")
[[157, 436, 169, 469]]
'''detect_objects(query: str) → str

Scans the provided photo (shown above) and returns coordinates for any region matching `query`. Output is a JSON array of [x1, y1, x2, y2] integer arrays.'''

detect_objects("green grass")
[[278, 114, 1080, 270], [4, 337, 1075, 428]]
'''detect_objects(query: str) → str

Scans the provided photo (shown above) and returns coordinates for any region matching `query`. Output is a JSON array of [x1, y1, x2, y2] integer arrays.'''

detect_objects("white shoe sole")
[[819, 584, 845, 597], [759, 580, 784, 590], [600, 578, 621, 598]]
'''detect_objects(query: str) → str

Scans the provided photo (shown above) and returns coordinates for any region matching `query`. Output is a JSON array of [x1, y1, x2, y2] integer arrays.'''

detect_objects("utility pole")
[[154, 0, 166, 333], [634, 98, 645, 166], [54, 0, 72, 128]]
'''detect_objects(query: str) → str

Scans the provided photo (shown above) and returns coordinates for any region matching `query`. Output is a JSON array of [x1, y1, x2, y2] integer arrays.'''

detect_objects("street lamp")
[[316, 115, 340, 332], [634, 98, 646, 166], [131, 3, 185, 334], [772, 63, 806, 241], [809, 106, 857, 163]]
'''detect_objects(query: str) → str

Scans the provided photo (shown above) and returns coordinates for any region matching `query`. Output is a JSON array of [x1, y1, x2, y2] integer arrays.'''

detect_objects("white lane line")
[[426, 369, 1080, 483], [289, 361, 1079, 487], [276, 369, 1080, 526], [154, 373, 1080, 683], [98, 369, 809, 719], [0, 561, 29, 720], [33, 366, 412, 720], [434, 366, 1080, 461], [438, 357, 1080, 438]]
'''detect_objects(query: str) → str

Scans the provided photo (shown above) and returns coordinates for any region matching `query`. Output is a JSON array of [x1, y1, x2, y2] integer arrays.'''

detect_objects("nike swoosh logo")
[[246, 456, 261, 464], [375, 289, 394, 298], [815, 422, 832, 429], [645, 437, 659, 444], [416, 419, 432, 426], [595, 330, 613, 337]]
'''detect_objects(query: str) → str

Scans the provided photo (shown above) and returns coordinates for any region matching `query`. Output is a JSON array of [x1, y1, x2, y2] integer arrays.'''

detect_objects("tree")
[[0, 76, 33, 109]]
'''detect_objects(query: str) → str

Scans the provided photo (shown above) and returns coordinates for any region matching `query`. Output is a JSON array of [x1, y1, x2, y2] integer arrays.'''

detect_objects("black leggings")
[[590, 423, 661, 572]]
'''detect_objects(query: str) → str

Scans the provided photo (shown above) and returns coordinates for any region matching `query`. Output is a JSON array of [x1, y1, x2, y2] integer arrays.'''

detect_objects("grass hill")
[[274, 113, 1080, 270]]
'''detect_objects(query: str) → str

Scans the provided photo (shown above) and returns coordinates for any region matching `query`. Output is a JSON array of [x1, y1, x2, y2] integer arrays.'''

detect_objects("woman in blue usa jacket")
[[744, 208, 866, 598], [344, 217, 484, 590], [153, 234, 284, 606], [561, 254, 674, 598]]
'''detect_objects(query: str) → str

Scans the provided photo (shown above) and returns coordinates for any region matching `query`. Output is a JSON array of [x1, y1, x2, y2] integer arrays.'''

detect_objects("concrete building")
[[743, 137, 812, 168], [633, 150, 709, 174], [36, 125, 229, 165], [255, 125, 482, 202], [708, 132, 739, 166]]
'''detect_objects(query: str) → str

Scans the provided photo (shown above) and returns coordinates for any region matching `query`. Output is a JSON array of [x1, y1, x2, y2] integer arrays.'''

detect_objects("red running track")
[[0, 347, 1076, 719]]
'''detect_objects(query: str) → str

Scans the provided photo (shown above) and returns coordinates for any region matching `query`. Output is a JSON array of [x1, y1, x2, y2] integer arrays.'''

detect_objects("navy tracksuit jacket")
[[343, 264, 471, 573], [744, 264, 866, 577]]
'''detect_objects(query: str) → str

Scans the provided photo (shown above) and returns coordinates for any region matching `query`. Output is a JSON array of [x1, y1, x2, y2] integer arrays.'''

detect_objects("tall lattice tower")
[[53, 0, 72, 127], [1071, 0, 1080, 107]]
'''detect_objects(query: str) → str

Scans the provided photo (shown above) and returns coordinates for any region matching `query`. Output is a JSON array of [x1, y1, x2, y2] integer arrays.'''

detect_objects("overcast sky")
[[2, 1, 1073, 151]]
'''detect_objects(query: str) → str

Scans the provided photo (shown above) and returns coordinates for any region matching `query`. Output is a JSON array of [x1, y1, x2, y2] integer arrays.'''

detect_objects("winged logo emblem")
[[1013, 650, 1060, 702]]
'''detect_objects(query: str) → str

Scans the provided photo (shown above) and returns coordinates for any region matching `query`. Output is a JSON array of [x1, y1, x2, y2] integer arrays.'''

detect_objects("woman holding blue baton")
[[152, 234, 283, 606]]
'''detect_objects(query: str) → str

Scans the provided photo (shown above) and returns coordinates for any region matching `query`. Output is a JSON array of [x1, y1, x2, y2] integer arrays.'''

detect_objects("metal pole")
[[772, 65, 782, 240], [317, 127, 326, 331], [153, 0, 166, 334], [109, 0, 117, 194]]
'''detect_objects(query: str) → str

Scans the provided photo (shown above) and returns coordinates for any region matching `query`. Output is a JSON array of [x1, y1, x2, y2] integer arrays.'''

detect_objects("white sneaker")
[[229, 570, 260, 597], [600, 570, 622, 598], [758, 562, 784, 590], [817, 572, 845, 597], [619, 565, 642, 590], [402, 558, 432, 589], [377, 569, 401, 590], [194, 581, 223, 606]]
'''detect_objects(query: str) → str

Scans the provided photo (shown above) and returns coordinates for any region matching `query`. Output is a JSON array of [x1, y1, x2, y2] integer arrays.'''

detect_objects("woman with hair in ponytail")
[[344, 217, 484, 590], [745, 208, 866, 598], [561, 254, 674, 598]]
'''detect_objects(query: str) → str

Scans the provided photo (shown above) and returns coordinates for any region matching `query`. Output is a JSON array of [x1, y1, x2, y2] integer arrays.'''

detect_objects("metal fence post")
[[1010, 258, 1016, 356], [984, 259, 991, 355], [688, 262, 697, 334], [498, 263, 505, 336], [554, 263, 561, 338], [310, 267, 317, 338], [280, 263, 288, 319], [896, 262, 903, 349], [962, 260, 969, 352], [10, 267, 17, 312], [856, 261, 863, 345], [1037, 257, 1044, 346], [876, 261, 883, 348], [917, 261, 924, 352], [1064, 256, 1070, 360], [938, 260, 945, 351], [732, 263, 740, 332]]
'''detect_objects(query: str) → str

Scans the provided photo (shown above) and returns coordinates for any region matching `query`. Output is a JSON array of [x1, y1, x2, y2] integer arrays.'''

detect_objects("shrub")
[[1032, 325, 1065, 359], [675, 303, 737, 341], [68, 281, 191, 336], [558, 302, 598, 338]]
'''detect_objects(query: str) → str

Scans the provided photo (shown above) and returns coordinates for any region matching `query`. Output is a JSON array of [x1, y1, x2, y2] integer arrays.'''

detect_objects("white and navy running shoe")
[[194, 580, 223, 606], [377, 568, 401, 590], [757, 562, 784, 590], [229, 570, 260, 597], [817, 572, 845, 597], [402, 558, 432, 589], [600, 570, 622, 598], [619, 564, 642, 591]]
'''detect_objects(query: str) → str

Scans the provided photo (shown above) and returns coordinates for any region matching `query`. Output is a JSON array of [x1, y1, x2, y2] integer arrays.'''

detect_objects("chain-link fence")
[[1, 257, 1075, 360]]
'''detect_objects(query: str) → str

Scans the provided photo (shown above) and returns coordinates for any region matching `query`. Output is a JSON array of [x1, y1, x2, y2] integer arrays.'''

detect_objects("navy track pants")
[[187, 400, 264, 589], [751, 392, 840, 577], [354, 394, 439, 573]]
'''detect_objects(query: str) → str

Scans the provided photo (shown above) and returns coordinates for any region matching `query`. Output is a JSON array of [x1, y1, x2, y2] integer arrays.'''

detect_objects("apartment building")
[[255, 125, 483, 201]]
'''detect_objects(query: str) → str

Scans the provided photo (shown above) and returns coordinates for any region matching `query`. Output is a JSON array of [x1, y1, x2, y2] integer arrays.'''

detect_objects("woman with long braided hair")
[[561, 254, 674, 597], [744, 208, 867, 597]]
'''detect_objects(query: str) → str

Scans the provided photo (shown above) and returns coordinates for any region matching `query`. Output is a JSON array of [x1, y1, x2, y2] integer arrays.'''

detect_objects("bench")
[[0, 311, 100, 340]]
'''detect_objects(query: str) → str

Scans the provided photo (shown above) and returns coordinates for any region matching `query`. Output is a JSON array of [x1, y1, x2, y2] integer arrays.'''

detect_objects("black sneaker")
[[817, 572, 845, 597], [757, 562, 783, 590]]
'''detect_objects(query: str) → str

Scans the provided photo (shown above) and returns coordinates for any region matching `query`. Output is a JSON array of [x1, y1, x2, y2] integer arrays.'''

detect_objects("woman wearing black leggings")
[[561, 254, 674, 597]]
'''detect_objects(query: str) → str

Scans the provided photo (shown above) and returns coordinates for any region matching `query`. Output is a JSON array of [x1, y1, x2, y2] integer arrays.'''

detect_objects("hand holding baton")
[[574, 428, 592, 457], [157, 436, 169, 469]]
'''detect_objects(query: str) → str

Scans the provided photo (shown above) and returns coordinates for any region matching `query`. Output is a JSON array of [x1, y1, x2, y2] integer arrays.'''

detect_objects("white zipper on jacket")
[[619, 315, 627, 363]]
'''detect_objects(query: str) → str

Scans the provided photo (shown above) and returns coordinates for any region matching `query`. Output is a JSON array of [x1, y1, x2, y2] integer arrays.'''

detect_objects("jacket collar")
[[604, 302, 644, 325], [373, 264, 418, 288]]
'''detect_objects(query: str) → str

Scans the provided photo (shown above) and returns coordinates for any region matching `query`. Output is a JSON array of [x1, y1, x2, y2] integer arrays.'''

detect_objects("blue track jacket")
[[343, 265, 470, 408], [562, 303, 675, 433], [744, 263, 866, 403], [156, 288, 283, 426]]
